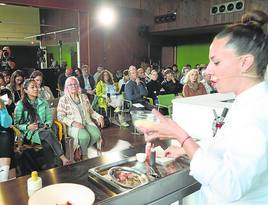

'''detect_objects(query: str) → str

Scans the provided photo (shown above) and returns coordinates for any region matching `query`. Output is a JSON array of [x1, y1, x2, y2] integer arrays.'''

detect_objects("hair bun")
[[241, 10, 268, 27]]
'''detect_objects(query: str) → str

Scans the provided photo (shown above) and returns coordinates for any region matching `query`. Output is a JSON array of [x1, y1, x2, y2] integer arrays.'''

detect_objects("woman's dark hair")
[[21, 78, 37, 122], [98, 69, 114, 84], [30, 70, 44, 86], [10, 70, 25, 91], [215, 10, 268, 78], [74, 68, 82, 77], [2, 70, 11, 77], [0, 73, 6, 86]]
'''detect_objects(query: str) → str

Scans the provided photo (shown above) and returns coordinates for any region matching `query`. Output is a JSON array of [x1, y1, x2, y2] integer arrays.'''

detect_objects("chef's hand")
[[97, 116, 104, 128], [140, 109, 189, 142], [164, 145, 186, 158]]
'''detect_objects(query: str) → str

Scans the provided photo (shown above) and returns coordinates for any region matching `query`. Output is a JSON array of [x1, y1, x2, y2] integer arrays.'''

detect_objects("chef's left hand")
[[140, 109, 189, 142]]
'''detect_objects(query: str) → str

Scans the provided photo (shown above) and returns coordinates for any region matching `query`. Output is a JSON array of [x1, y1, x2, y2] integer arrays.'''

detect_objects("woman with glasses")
[[14, 79, 71, 168], [57, 76, 104, 160]]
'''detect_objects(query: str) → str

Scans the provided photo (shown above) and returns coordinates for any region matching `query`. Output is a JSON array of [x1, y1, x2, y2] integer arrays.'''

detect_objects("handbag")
[[74, 147, 82, 162]]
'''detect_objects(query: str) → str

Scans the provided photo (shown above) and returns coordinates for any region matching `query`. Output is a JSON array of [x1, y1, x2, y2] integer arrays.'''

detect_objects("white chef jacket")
[[190, 81, 268, 205]]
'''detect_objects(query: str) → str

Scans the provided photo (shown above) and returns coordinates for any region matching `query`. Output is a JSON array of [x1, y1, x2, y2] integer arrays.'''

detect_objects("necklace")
[[71, 95, 80, 105]]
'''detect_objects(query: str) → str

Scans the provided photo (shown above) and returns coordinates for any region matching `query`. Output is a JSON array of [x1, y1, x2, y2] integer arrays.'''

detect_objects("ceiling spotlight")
[[97, 6, 117, 27]]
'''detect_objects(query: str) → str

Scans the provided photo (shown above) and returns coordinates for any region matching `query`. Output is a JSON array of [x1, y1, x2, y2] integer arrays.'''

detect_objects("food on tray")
[[56, 201, 73, 205], [114, 170, 142, 187]]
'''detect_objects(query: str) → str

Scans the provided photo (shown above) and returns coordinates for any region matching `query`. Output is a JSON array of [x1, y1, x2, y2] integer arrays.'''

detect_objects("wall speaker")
[[210, 0, 244, 15], [154, 13, 176, 24]]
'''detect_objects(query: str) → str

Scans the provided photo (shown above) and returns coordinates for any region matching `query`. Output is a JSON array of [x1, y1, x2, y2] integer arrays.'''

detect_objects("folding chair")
[[157, 94, 176, 117]]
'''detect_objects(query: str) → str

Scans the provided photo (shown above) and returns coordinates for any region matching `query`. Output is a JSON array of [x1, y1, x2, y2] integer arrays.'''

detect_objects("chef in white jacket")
[[139, 10, 268, 205]]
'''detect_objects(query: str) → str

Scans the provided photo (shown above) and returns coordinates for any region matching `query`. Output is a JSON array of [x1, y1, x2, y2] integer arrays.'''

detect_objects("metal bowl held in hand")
[[108, 166, 149, 189], [130, 110, 159, 129]]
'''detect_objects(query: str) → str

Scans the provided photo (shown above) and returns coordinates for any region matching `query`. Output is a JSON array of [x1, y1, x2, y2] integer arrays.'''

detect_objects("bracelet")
[[181, 136, 191, 147]]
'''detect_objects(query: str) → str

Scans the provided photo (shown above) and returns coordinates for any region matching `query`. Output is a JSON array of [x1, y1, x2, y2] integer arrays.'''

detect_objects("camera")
[[2, 50, 9, 59]]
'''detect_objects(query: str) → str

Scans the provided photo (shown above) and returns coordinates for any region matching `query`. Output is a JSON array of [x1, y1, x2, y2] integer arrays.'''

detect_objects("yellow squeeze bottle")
[[27, 171, 42, 197]]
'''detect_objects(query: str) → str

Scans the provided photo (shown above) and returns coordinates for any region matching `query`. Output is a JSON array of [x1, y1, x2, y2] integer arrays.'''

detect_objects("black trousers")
[[17, 129, 64, 176], [39, 129, 64, 168]]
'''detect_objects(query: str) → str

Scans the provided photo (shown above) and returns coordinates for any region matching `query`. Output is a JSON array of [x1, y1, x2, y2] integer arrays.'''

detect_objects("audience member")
[[57, 76, 103, 160], [145, 66, 152, 82], [2, 70, 11, 85], [137, 67, 147, 84], [95, 69, 117, 113], [172, 64, 182, 80], [30, 70, 54, 101], [146, 70, 162, 104], [7, 70, 25, 103], [78, 65, 95, 98], [57, 68, 73, 92], [201, 69, 217, 94], [125, 65, 154, 110], [183, 69, 207, 97], [14, 79, 71, 168], [161, 69, 183, 95], [118, 69, 129, 93], [0, 73, 6, 88], [180, 65, 191, 85], [0, 98, 14, 182], [93, 66, 104, 83]]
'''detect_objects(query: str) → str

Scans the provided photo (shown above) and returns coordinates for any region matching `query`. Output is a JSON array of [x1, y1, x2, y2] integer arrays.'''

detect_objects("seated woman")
[[95, 69, 117, 113], [30, 70, 55, 101], [14, 79, 70, 168], [146, 70, 162, 105], [57, 76, 104, 160], [6, 70, 25, 104], [182, 69, 207, 97], [0, 98, 14, 182]]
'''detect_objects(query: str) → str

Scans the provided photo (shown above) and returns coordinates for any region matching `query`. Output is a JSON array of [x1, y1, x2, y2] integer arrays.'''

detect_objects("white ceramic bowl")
[[136, 153, 146, 163], [28, 183, 95, 205]]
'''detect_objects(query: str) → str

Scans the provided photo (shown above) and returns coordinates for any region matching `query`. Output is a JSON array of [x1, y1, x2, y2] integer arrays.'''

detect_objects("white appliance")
[[171, 92, 235, 205], [172, 92, 235, 143]]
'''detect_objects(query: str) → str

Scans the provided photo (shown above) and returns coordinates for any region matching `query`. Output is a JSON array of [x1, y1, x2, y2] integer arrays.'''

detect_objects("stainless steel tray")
[[88, 155, 190, 193], [88, 156, 138, 193]]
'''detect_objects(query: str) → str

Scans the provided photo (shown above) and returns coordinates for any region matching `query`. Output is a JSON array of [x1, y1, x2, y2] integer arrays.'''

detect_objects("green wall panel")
[[46, 43, 77, 68], [176, 44, 209, 69], [0, 5, 40, 45]]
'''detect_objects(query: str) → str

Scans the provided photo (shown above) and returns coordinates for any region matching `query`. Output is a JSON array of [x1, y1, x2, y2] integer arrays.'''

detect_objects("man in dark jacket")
[[146, 70, 162, 104], [125, 65, 154, 110], [78, 65, 95, 94], [161, 69, 182, 95]]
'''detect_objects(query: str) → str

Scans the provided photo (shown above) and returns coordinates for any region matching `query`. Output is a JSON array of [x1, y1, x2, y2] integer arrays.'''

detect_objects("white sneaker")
[[120, 122, 129, 127], [114, 107, 121, 113]]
